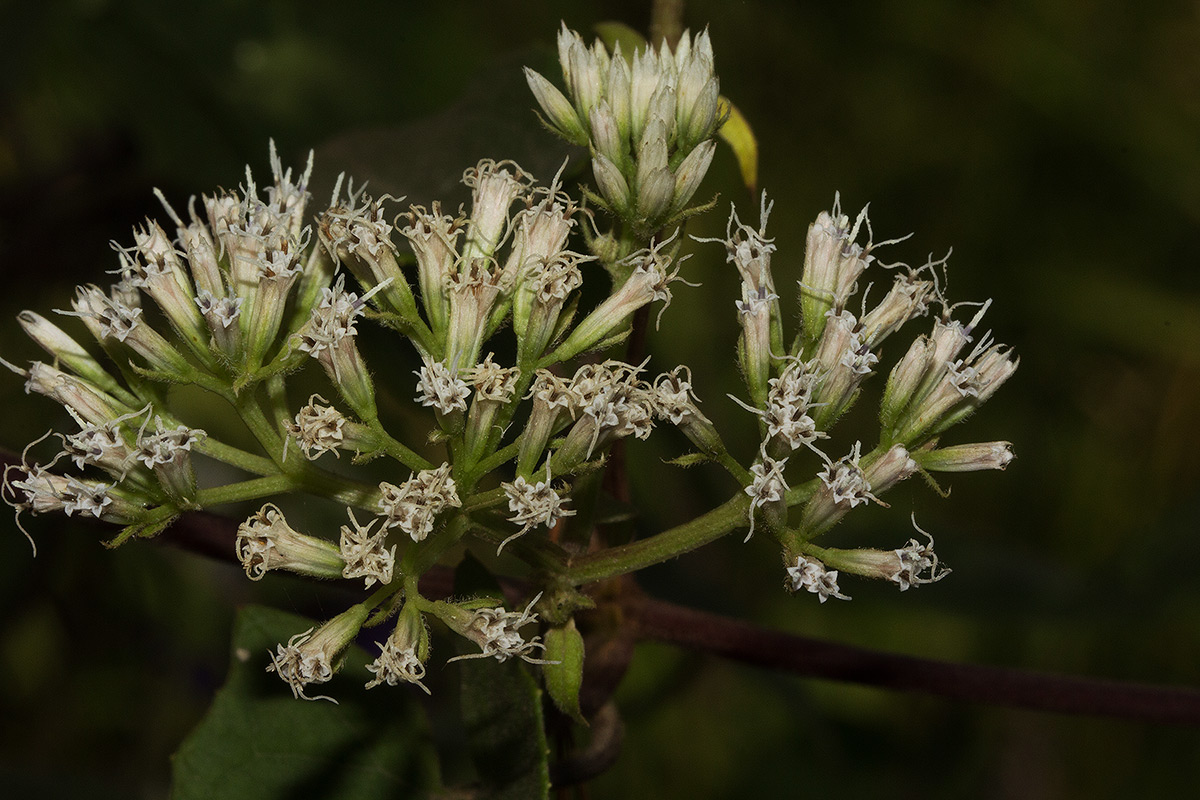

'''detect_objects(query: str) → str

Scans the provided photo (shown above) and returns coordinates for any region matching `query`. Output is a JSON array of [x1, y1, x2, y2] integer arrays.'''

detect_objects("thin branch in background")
[[631, 597, 1200, 726], [150, 503, 1200, 726], [650, 0, 685, 48], [7, 443, 1197, 726]]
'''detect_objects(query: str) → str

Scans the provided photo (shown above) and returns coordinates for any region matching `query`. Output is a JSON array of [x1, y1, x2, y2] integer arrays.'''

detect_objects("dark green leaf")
[[171, 605, 439, 800], [453, 550, 505, 603], [459, 655, 549, 800]]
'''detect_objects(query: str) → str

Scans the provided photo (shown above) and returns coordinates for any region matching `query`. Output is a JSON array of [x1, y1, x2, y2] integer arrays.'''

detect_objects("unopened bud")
[[236, 503, 345, 581], [914, 441, 1015, 472]]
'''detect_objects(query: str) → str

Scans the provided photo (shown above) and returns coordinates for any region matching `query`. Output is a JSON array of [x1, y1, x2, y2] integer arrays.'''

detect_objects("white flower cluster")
[[267, 627, 336, 701], [889, 528, 951, 591], [448, 594, 551, 665], [816, 441, 877, 509], [338, 509, 395, 589], [787, 555, 851, 603], [414, 358, 471, 415], [2, 462, 113, 523], [134, 416, 204, 468], [365, 637, 429, 694], [744, 451, 788, 541], [285, 394, 346, 460], [463, 353, 521, 403], [378, 463, 461, 542], [500, 461, 576, 553]]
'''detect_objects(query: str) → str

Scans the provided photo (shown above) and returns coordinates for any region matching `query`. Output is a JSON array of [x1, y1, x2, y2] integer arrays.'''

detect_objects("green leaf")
[[171, 605, 439, 800], [718, 97, 759, 193], [459, 656, 550, 800], [543, 620, 587, 726]]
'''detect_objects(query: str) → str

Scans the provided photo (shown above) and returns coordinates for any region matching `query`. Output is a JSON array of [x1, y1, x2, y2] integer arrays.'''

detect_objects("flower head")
[[378, 463, 461, 542], [338, 508, 395, 589], [267, 604, 369, 702], [500, 459, 575, 553], [443, 593, 553, 665], [787, 555, 851, 603], [235, 503, 344, 581]]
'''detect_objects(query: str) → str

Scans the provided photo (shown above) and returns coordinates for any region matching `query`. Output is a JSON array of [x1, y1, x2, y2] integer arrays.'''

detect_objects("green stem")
[[194, 473, 296, 506], [467, 515, 568, 572], [408, 513, 470, 576], [716, 451, 752, 485], [462, 486, 508, 513], [367, 418, 433, 471], [564, 493, 751, 585], [193, 437, 277, 476], [231, 390, 288, 468], [296, 467, 381, 510], [465, 438, 523, 488]]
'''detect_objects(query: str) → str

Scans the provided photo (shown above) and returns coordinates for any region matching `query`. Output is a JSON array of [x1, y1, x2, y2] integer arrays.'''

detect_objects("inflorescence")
[[2, 23, 1015, 701]]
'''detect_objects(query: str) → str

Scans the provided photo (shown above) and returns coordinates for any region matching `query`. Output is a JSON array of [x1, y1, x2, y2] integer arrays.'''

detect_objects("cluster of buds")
[[702, 190, 1017, 600], [880, 301, 1019, 446], [526, 24, 723, 231]]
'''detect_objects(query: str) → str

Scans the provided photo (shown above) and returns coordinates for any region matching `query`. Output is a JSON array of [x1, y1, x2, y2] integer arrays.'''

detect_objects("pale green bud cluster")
[[526, 24, 723, 233]]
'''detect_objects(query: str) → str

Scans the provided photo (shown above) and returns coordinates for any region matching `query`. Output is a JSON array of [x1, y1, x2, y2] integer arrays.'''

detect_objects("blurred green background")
[[2, 0, 1199, 797]]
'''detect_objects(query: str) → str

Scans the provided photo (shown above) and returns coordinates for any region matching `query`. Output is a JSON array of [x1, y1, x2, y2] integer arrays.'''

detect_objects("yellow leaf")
[[718, 97, 759, 194]]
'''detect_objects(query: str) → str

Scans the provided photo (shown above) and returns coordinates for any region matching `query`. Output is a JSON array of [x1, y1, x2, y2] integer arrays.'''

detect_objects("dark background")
[[2, 0, 1199, 797]]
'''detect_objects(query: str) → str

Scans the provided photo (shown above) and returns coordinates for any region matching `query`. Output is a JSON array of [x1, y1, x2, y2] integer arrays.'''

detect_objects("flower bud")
[[462, 159, 529, 263], [366, 603, 431, 693], [592, 153, 631, 213], [517, 370, 576, 476], [670, 139, 716, 214], [799, 198, 875, 348], [860, 270, 934, 348], [11, 361, 133, 427], [236, 503, 345, 581], [401, 203, 462, 337], [294, 276, 379, 418], [636, 166, 674, 222], [914, 441, 1014, 472], [462, 354, 520, 460], [267, 603, 370, 701], [524, 67, 588, 145], [880, 335, 934, 433], [588, 101, 624, 166], [17, 311, 124, 396]]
